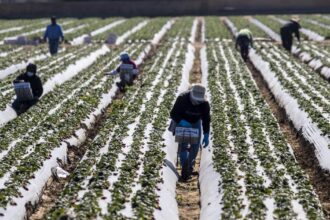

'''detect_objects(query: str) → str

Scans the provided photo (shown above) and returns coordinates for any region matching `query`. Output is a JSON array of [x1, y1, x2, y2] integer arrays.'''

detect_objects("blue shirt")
[[44, 24, 64, 40]]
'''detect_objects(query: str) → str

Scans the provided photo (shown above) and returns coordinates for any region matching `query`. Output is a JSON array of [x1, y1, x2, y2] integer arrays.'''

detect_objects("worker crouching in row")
[[170, 84, 210, 180], [106, 52, 139, 92], [12, 64, 43, 115], [235, 28, 254, 62]]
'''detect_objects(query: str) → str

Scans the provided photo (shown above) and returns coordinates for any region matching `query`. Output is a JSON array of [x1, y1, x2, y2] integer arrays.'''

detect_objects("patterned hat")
[[190, 84, 206, 102]]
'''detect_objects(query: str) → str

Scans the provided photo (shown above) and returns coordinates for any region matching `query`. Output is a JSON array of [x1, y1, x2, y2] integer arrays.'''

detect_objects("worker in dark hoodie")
[[280, 17, 301, 51], [170, 84, 210, 180], [12, 63, 43, 114]]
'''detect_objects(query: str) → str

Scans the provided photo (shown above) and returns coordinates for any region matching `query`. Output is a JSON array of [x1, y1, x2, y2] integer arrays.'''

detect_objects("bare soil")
[[29, 111, 106, 220], [247, 60, 330, 219], [190, 18, 203, 84], [28, 30, 152, 220], [176, 153, 201, 220], [222, 20, 330, 218], [175, 17, 203, 220]]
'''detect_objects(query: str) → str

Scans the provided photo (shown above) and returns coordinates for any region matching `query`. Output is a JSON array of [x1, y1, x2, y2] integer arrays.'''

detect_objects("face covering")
[[190, 91, 204, 106], [27, 72, 34, 77]]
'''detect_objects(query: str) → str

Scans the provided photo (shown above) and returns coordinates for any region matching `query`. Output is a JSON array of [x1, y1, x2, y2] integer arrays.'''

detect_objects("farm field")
[[0, 15, 329, 220]]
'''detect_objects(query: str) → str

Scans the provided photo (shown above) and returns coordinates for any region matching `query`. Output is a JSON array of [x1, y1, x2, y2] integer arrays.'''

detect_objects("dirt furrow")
[[175, 17, 203, 220], [28, 44, 155, 220], [246, 60, 330, 219]]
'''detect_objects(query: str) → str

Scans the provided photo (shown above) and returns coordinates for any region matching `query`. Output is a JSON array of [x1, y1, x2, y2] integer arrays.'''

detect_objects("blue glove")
[[178, 120, 191, 127], [202, 133, 209, 147]]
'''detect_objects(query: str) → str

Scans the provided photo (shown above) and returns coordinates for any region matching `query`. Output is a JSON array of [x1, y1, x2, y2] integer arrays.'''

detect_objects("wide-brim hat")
[[190, 84, 206, 102], [290, 16, 300, 22]]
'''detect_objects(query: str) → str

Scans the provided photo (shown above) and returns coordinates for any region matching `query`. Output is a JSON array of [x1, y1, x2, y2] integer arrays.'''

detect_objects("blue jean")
[[49, 39, 59, 55], [179, 120, 201, 169], [12, 98, 38, 114]]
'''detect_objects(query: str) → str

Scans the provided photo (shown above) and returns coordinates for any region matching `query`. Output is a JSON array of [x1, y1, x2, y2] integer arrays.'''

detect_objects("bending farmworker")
[[169, 84, 210, 180], [12, 63, 43, 115], [235, 28, 254, 62], [105, 52, 139, 92], [280, 16, 301, 51]]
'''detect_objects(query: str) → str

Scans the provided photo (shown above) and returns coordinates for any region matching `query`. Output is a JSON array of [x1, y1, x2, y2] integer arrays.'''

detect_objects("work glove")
[[105, 70, 117, 76], [202, 133, 209, 148], [178, 120, 191, 127]]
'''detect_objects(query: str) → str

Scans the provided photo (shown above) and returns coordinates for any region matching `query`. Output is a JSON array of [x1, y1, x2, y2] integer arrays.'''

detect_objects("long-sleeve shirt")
[[14, 73, 43, 98], [44, 24, 64, 40], [170, 91, 210, 133], [115, 60, 138, 75], [281, 21, 301, 41], [236, 29, 253, 48]]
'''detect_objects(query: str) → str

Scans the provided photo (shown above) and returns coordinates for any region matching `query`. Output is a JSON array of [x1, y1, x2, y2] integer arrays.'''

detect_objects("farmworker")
[[12, 64, 43, 115], [169, 84, 210, 180], [43, 16, 64, 55], [235, 28, 254, 62], [280, 17, 301, 51], [106, 52, 139, 92]]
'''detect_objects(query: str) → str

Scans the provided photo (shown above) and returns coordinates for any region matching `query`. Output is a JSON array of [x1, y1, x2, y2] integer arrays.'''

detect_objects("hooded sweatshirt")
[[14, 72, 43, 98], [170, 91, 210, 133]]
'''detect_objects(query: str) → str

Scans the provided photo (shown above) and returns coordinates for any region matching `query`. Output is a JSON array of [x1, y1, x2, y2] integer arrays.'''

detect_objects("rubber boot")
[[181, 159, 191, 181]]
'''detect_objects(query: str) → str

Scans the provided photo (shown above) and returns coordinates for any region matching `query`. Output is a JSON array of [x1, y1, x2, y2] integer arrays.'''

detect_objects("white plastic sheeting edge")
[[300, 29, 325, 42], [43, 45, 109, 95], [292, 46, 330, 80], [0, 26, 24, 34], [305, 19, 330, 30], [154, 23, 196, 220], [0, 53, 49, 80], [250, 49, 330, 171], [189, 18, 198, 43], [151, 19, 175, 45], [199, 44, 222, 220], [223, 17, 238, 36], [0, 79, 119, 220], [71, 20, 126, 45], [64, 24, 86, 34], [0, 143, 67, 220], [271, 16, 325, 42], [116, 20, 149, 45], [0, 45, 109, 128], [136, 19, 175, 65], [91, 20, 125, 36], [249, 18, 281, 42]]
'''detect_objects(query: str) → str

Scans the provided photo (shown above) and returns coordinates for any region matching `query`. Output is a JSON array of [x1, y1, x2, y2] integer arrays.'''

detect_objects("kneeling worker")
[[106, 52, 139, 92], [235, 28, 254, 62], [170, 84, 210, 180], [12, 63, 43, 114]]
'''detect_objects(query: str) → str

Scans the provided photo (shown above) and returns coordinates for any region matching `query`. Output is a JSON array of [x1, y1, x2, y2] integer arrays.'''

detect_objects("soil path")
[[221, 17, 330, 218], [28, 40, 159, 220], [246, 60, 330, 219], [175, 17, 203, 220]]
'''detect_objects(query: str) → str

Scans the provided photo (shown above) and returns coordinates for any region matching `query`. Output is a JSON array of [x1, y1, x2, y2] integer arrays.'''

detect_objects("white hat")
[[291, 16, 300, 22], [190, 84, 206, 102]]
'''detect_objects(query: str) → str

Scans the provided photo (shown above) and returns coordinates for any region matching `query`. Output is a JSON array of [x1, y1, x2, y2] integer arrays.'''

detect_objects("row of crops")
[[202, 41, 324, 219], [0, 14, 329, 219]]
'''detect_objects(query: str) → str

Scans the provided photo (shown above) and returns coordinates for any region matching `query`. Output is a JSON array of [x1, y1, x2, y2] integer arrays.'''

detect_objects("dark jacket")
[[236, 29, 253, 48], [14, 73, 43, 98], [116, 60, 138, 73], [170, 91, 210, 133], [44, 24, 64, 40], [281, 21, 301, 41]]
